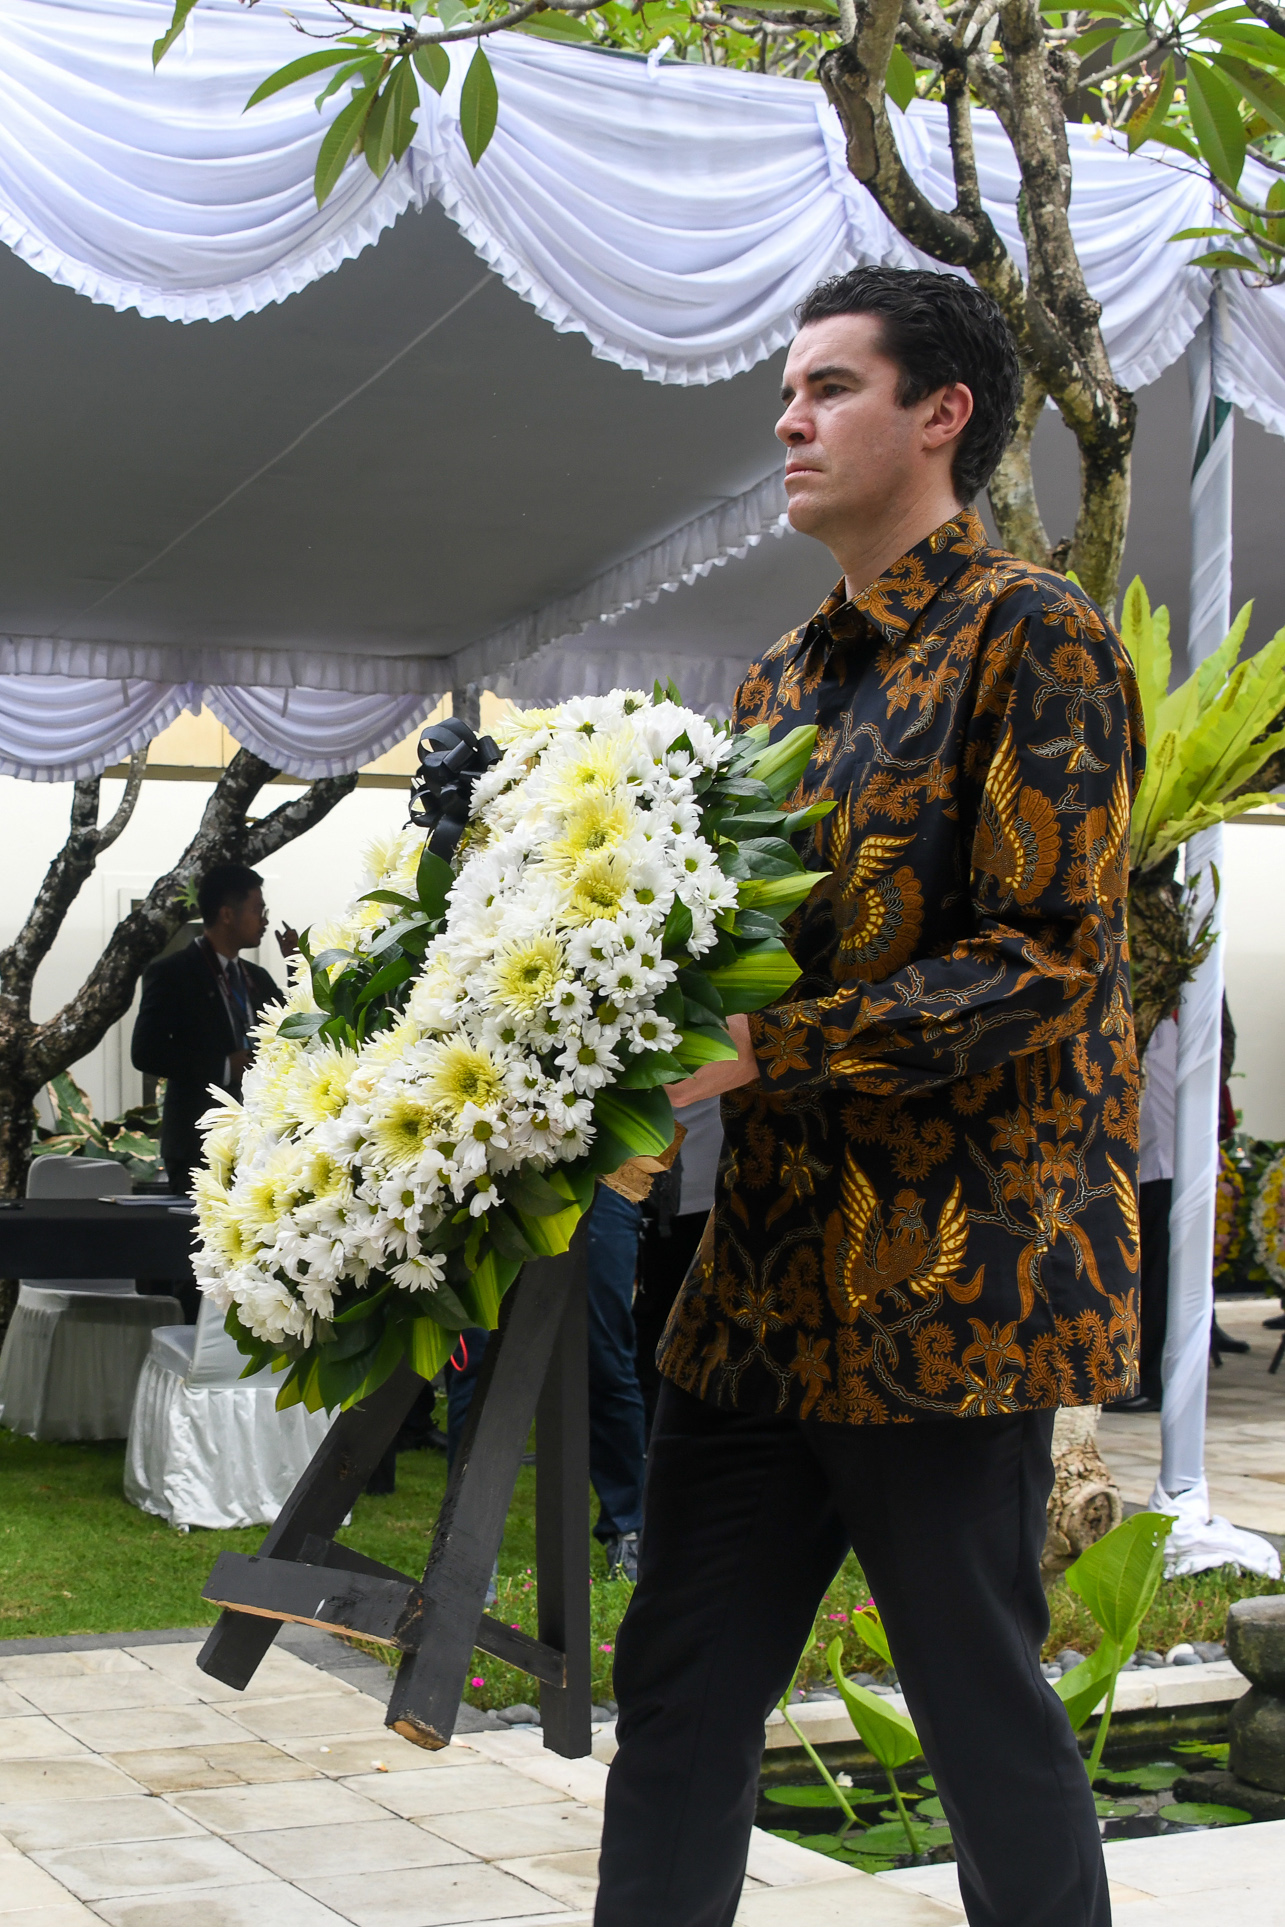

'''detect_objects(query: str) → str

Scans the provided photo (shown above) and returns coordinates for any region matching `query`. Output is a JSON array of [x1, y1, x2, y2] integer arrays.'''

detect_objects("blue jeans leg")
[[587, 1186, 647, 1542]]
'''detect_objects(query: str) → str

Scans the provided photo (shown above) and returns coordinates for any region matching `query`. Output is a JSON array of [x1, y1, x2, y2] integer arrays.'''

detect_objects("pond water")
[[756, 1742, 1258, 1876]]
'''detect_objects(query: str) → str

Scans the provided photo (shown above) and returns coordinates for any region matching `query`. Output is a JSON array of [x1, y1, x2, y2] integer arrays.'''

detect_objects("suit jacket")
[[131, 937, 283, 1173]]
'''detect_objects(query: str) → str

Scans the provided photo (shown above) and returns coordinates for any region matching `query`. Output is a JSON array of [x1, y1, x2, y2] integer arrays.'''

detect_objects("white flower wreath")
[[194, 688, 831, 1410]]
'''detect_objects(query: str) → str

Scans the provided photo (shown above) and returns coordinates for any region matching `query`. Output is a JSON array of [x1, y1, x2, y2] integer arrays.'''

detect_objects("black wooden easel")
[[196, 1223, 593, 1757]]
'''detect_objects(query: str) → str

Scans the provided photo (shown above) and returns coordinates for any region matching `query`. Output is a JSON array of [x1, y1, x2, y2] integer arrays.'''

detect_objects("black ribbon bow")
[[407, 717, 501, 862]]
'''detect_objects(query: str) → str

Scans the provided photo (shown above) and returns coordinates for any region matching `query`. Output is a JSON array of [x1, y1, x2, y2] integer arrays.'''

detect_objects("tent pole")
[[1151, 299, 1279, 1579]]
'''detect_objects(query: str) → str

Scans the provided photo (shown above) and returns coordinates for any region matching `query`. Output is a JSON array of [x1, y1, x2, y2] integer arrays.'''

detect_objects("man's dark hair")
[[795, 267, 1022, 503], [198, 863, 263, 927]]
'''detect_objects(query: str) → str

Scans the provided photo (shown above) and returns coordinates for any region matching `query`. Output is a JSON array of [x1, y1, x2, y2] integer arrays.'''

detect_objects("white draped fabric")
[[3, 0, 1285, 774], [0, 675, 434, 781], [3, 0, 1282, 412]]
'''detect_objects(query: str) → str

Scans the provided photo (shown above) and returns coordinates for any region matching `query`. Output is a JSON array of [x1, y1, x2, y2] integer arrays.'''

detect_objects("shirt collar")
[[795, 508, 989, 668]]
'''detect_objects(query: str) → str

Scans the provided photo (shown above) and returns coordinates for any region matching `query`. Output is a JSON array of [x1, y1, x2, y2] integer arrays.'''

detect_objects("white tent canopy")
[[2, 0, 1285, 778]]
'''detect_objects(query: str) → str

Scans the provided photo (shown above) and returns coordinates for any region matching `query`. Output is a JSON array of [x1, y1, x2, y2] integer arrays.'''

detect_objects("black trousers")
[[595, 1383, 1108, 1927], [633, 1209, 708, 1443]]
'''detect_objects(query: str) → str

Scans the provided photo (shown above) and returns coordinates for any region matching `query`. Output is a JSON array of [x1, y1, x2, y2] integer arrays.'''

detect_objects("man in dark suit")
[[132, 864, 288, 1199]]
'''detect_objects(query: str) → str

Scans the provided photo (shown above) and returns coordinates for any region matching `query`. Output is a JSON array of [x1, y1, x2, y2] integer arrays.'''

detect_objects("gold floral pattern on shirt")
[[658, 510, 1145, 1424]]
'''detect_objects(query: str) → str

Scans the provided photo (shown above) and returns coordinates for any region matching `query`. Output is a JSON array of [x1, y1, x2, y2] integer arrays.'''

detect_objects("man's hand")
[[275, 923, 300, 960], [669, 1013, 760, 1110]]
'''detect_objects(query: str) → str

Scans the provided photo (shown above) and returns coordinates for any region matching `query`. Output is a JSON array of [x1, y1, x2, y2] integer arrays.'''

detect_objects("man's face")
[[224, 887, 268, 952], [775, 313, 963, 546]]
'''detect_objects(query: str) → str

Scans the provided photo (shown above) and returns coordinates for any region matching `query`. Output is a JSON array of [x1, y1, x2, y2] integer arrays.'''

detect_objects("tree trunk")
[[1042, 1404, 1124, 1586]]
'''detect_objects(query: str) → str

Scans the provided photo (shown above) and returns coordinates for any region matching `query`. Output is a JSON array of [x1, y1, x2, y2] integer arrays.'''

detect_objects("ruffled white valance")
[[0, 676, 434, 782], [3, 0, 1282, 413]]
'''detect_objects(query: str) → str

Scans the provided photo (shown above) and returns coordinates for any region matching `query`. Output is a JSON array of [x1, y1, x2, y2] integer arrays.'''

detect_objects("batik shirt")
[[658, 510, 1145, 1424]]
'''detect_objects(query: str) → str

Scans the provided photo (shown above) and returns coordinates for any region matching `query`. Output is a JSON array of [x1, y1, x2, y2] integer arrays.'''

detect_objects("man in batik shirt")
[[594, 268, 1143, 1927]]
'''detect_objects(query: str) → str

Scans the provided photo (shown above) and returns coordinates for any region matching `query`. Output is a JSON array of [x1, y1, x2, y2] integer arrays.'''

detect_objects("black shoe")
[[603, 1532, 640, 1582], [1264, 1312, 1285, 1331], [1212, 1321, 1250, 1355], [1103, 1393, 1163, 1414]]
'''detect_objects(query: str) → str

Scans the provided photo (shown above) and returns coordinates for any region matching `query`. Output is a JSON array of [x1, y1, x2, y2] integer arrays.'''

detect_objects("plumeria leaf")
[[459, 46, 499, 166], [153, 0, 199, 67], [414, 42, 452, 93], [245, 46, 368, 108]]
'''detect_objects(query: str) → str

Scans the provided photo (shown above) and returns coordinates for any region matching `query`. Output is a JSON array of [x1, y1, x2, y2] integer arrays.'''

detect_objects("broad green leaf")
[[1051, 1638, 1119, 1731], [1147, 121, 1201, 160], [1189, 248, 1264, 271], [592, 1085, 676, 1160], [515, 11, 597, 39], [1127, 58, 1176, 152], [506, 1167, 577, 1217], [389, 56, 420, 163], [1186, 57, 1247, 185], [886, 44, 918, 112], [517, 1193, 583, 1257], [673, 1026, 739, 1070], [1213, 52, 1285, 133], [853, 1604, 894, 1667], [407, 1315, 456, 1380], [244, 45, 364, 109], [278, 1011, 328, 1040], [746, 725, 818, 803], [737, 871, 827, 916], [414, 42, 452, 94], [467, 1245, 521, 1323], [153, 0, 198, 67], [616, 1047, 687, 1087], [826, 1639, 922, 1771], [1165, 1801, 1252, 1825], [706, 940, 802, 1014], [315, 86, 375, 207], [362, 75, 398, 181], [486, 1206, 539, 1263], [459, 45, 499, 167], [1065, 1511, 1175, 1649]]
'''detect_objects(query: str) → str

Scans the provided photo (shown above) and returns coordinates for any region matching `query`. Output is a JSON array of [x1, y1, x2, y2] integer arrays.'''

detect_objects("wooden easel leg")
[[197, 1359, 425, 1689], [385, 1225, 587, 1749], [535, 1242, 593, 1759]]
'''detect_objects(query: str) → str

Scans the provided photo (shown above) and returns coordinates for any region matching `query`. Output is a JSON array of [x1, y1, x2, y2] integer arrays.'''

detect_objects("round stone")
[[1227, 1596, 1285, 1693], [1229, 1687, 1285, 1793]]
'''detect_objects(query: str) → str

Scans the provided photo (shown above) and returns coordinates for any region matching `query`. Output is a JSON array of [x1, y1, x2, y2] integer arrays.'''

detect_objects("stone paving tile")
[[90, 1881, 353, 1927], [735, 1873, 962, 1924], [347, 1766, 563, 1821], [0, 1685, 36, 1718], [0, 1796, 205, 1852], [51, 1706, 250, 1755], [234, 1818, 471, 1881], [0, 1839, 95, 1914], [420, 1802, 602, 1864], [227, 1694, 389, 1744], [0, 1759, 140, 1804], [493, 1850, 598, 1909], [29, 1833, 264, 1902], [170, 1779, 394, 1836], [107, 1741, 321, 1793], [0, 1651, 147, 1683], [281, 1735, 478, 1779], [0, 1717, 94, 1763], [297, 1860, 569, 1926], [15, 1675, 203, 1718], [124, 1644, 342, 1705]]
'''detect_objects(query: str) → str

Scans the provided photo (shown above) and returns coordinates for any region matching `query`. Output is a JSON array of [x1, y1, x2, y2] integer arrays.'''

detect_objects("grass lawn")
[[3, 1425, 1281, 1712]]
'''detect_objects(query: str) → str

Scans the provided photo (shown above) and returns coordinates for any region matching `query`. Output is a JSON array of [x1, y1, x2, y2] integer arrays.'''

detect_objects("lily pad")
[[1164, 1802, 1252, 1827], [1173, 1741, 1230, 1765], [854, 1820, 936, 1855], [1093, 1796, 1140, 1819], [1096, 1763, 1183, 1791], [916, 1796, 948, 1820], [844, 1853, 898, 1873], [918, 1774, 937, 1790], [764, 1787, 843, 1809]]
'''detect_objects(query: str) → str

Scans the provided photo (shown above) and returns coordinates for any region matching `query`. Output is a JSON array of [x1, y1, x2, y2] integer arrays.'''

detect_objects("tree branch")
[[1246, 0, 1285, 34], [0, 751, 148, 1013], [25, 754, 354, 1086]]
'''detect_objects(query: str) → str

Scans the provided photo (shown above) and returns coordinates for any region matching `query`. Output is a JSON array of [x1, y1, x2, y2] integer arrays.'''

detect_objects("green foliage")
[[1121, 578, 1285, 874], [1059, 1511, 1175, 1783], [31, 1072, 165, 1183], [1165, 1801, 1253, 1826]]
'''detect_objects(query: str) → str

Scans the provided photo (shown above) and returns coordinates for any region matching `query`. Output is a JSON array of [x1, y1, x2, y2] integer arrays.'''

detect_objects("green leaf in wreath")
[[616, 1049, 687, 1087], [706, 941, 801, 1014], [673, 1027, 738, 1070], [738, 871, 828, 916], [278, 1012, 328, 1040], [745, 724, 818, 803], [486, 1207, 540, 1263], [593, 1085, 675, 1159], [406, 1315, 456, 1382], [416, 843, 454, 918], [664, 899, 694, 952]]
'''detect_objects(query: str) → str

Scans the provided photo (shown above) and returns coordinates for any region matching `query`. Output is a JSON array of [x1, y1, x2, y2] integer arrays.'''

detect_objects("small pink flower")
[[599, 1642, 614, 1652], [471, 1677, 485, 1688]]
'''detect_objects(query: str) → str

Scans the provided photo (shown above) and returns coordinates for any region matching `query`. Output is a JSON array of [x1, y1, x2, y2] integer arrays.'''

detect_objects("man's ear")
[[924, 382, 974, 450]]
